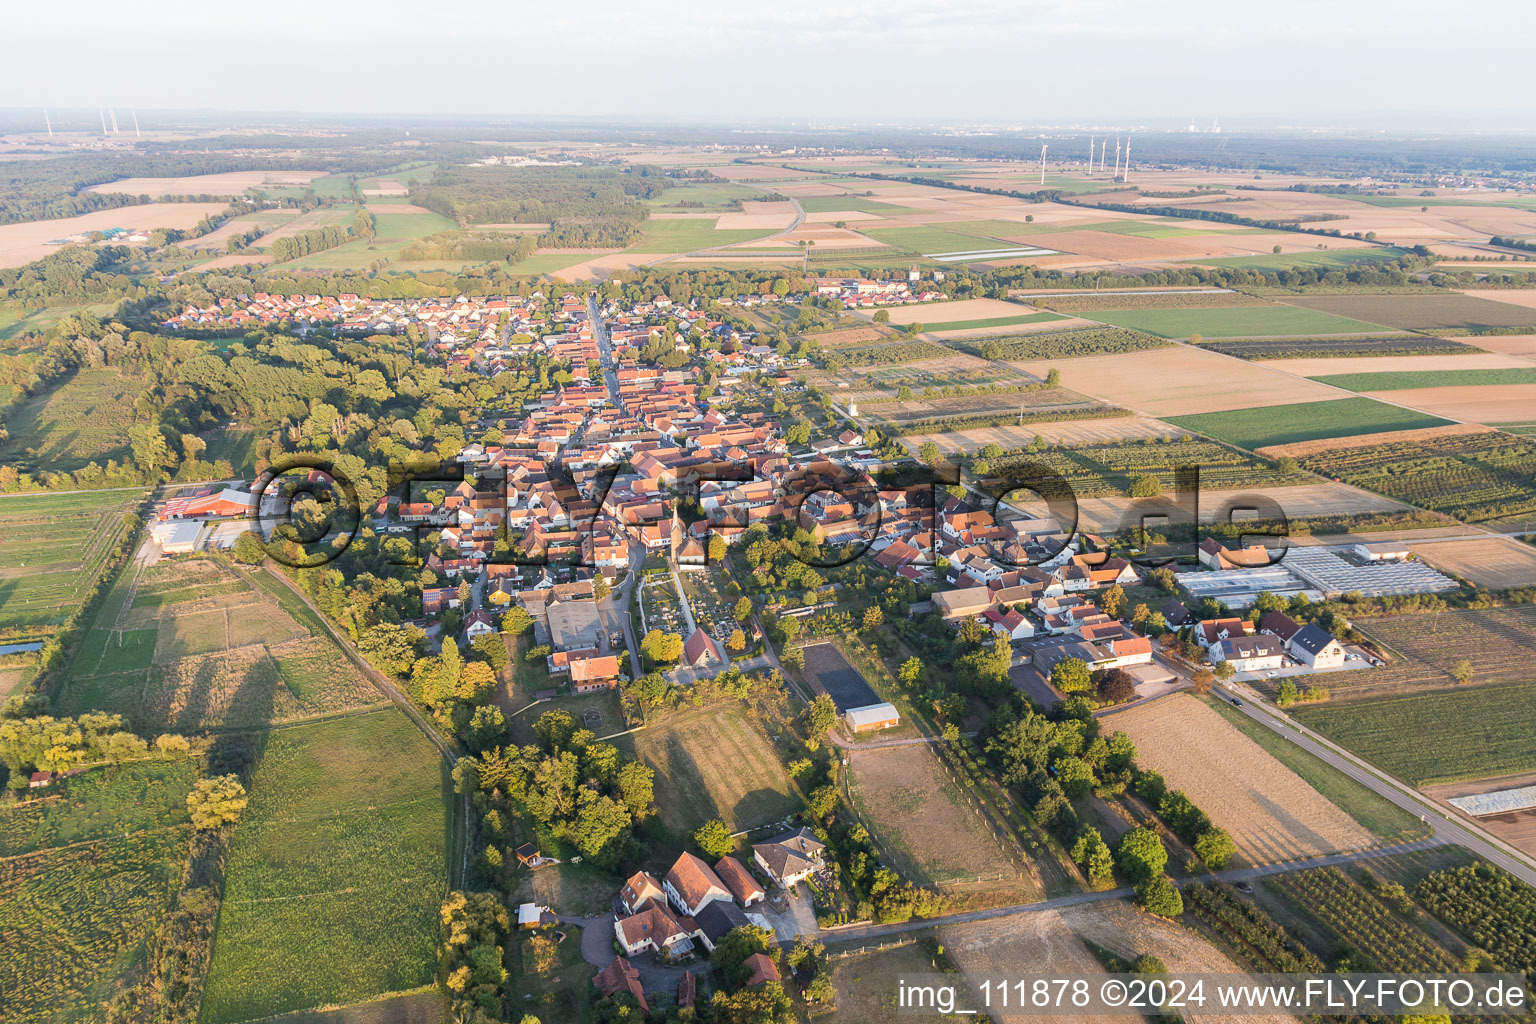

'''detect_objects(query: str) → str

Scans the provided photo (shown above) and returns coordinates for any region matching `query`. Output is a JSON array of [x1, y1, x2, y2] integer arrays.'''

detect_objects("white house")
[[1211, 635, 1285, 672], [1289, 624, 1346, 668]]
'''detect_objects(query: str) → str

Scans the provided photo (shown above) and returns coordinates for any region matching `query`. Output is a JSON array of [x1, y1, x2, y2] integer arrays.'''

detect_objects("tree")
[[1212, 659, 1236, 681], [186, 775, 247, 830], [1148, 567, 1177, 592], [592, 575, 610, 602], [1072, 827, 1115, 886], [1046, 367, 1061, 387], [615, 761, 655, 818], [1135, 876, 1183, 917], [1194, 828, 1236, 869], [861, 606, 883, 631], [694, 818, 734, 859], [502, 605, 534, 637], [1115, 827, 1167, 884], [641, 629, 683, 665], [1096, 668, 1136, 704], [1275, 679, 1298, 706], [465, 705, 507, 752], [1051, 656, 1092, 694], [805, 694, 838, 735], [533, 709, 576, 751], [898, 657, 923, 687], [1100, 584, 1126, 619], [1190, 668, 1215, 695], [1054, 756, 1095, 798], [1451, 659, 1474, 686], [727, 628, 747, 653], [1128, 474, 1162, 498], [232, 530, 266, 565], [708, 535, 727, 563], [808, 785, 838, 816], [734, 597, 754, 623], [873, 309, 889, 324], [919, 440, 942, 466]]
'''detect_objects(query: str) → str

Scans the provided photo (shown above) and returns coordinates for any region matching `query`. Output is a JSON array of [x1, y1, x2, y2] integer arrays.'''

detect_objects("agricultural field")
[[874, 297, 1037, 327], [1028, 289, 1271, 313], [923, 311, 1067, 334], [0, 760, 196, 1024], [613, 703, 798, 833], [830, 941, 973, 1024], [625, 217, 782, 253], [793, 194, 908, 215], [55, 558, 386, 732], [1407, 537, 1536, 589], [1085, 304, 1389, 339], [1352, 606, 1536, 692], [200, 710, 449, 1024], [1166, 397, 1452, 450], [645, 181, 769, 211], [981, 436, 1301, 498], [1181, 247, 1410, 273], [1309, 367, 1536, 391], [0, 366, 147, 473], [898, 413, 1184, 456], [859, 224, 1018, 255], [1284, 293, 1536, 332], [954, 326, 1171, 361], [1292, 681, 1536, 785], [1204, 335, 1475, 360], [0, 203, 229, 269], [858, 386, 1112, 430], [1293, 429, 1536, 525], [1111, 695, 1376, 864], [1266, 866, 1463, 972], [1014, 345, 1347, 418], [1076, 481, 1409, 534], [87, 171, 325, 196], [845, 742, 1023, 886], [0, 488, 142, 633], [1259, 351, 1528, 377]]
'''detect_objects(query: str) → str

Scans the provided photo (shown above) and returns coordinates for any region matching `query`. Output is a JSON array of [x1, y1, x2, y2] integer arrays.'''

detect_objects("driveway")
[[756, 887, 819, 941]]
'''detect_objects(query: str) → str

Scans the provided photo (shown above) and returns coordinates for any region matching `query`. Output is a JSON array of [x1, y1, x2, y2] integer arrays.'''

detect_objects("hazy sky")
[[8, 0, 1534, 128]]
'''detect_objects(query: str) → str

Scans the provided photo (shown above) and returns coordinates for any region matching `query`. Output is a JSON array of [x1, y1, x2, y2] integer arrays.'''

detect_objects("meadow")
[[794, 195, 907, 215], [0, 488, 141, 633], [1309, 367, 1536, 391], [1085, 305, 1389, 338], [199, 710, 449, 1024], [625, 218, 780, 253], [0, 366, 145, 473], [613, 703, 798, 833], [860, 224, 1017, 254], [921, 311, 1067, 333], [0, 761, 195, 1024], [1167, 397, 1452, 450]]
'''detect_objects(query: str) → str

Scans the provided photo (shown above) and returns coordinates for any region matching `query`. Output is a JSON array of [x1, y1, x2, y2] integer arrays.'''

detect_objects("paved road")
[[1212, 682, 1536, 888], [822, 835, 1446, 947], [587, 293, 622, 407]]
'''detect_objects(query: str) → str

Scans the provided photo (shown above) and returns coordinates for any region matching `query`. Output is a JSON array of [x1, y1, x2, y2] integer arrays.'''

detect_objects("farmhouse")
[[570, 653, 621, 692], [844, 702, 901, 734], [714, 856, 766, 906], [1290, 623, 1346, 668], [664, 852, 732, 916], [593, 957, 649, 1013], [1197, 617, 1252, 648], [614, 902, 694, 957], [753, 827, 825, 888], [1212, 635, 1286, 673], [620, 870, 666, 914]]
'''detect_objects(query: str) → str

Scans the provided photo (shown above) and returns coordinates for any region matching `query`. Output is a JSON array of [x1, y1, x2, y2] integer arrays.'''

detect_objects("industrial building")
[[1281, 546, 1457, 598]]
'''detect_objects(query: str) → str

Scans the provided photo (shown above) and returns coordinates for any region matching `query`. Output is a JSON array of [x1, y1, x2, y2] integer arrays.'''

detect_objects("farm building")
[[614, 903, 692, 957], [713, 856, 765, 906], [149, 520, 202, 555], [547, 597, 604, 650], [692, 900, 752, 952], [663, 852, 732, 916], [752, 827, 826, 888], [844, 702, 901, 733], [1179, 565, 1320, 609], [1353, 542, 1411, 562], [570, 653, 621, 692], [620, 870, 666, 915]]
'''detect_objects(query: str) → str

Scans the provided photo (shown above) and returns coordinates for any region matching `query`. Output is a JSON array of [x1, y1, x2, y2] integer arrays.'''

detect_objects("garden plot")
[[1111, 694, 1376, 865]]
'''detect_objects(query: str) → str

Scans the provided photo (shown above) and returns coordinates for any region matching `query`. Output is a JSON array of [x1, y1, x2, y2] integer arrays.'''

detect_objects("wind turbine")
[[1038, 143, 1048, 185], [43, 108, 52, 138], [1114, 137, 1122, 180], [1124, 140, 1132, 182], [1087, 136, 1095, 175], [99, 110, 107, 135], [132, 111, 141, 137], [109, 109, 119, 133]]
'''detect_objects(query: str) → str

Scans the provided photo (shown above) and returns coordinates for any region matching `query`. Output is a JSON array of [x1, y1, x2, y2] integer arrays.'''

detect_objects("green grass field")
[[200, 710, 449, 1024], [1292, 682, 1536, 785], [923, 311, 1068, 333], [506, 252, 604, 276], [1166, 397, 1453, 450], [794, 195, 908, 215], [0, 489, 141, 632], [1182, 247, 1410, 273], [645, 182, 767, 211], [0, 366, 146, 472], [0, 761, 194, 1024], [1085, 305, 1389, 339], [626, 218, 780, 254], [1283, 293, 1536, 332], [860, 225, 1017, 255], [1309, 368, 1536, 392], [366, 208, 458, 240]]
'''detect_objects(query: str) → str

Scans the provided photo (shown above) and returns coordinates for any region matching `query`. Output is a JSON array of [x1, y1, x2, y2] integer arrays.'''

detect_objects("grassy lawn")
[[1086, 305, 1390, 338], [1166, 397, 1452, 450], [626, 218, 780, 254], [1201, 697, 1429, 842], [200, 710, 449, 1024], [1292, 682, 1536, 786], [613, 703, 799, 835], [1309, 367, 1536, 391]]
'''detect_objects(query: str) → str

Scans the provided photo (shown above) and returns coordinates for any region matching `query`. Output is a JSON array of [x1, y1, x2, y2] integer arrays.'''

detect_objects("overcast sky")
[[7, 0, 1533, 129]]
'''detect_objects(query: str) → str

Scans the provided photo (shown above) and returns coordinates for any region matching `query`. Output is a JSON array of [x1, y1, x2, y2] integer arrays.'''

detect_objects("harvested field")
[[1112, 694, 1376, 865], [1167, 397, 1453, 451], [899, 414, 1185, 455], [1256, 423, 1493, 459], [1407, 537, 1536, 589], [87, 171, 324, 195], [0, 202, 229, 268], [873, 298, 1027, 326], [1362, 384, 1536, 424], [847, 743, 1025, 887], [861, 387, 1110, 429], [1030, 290, 1270, 313], [1013, 346, 1347, 417], [1259, 352, 1533, 376], [1461, 289, 1536, 310], [1073, 481, 1405, 534], [938, 913, 1139, 1024], [811, 325, 887, 346], [714, 209, 797, 231], [1463, 334, 1536, 358], [830, 942, 966, 1024], [1283, 293, 1536, 332], [615, 704, 797, 833], [1088, 304, 1389, 339]]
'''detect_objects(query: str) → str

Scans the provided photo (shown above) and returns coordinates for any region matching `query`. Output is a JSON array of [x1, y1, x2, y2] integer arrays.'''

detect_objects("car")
[[1235, 881, 1254, 894], [1230, 697, 1243, 706]]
